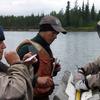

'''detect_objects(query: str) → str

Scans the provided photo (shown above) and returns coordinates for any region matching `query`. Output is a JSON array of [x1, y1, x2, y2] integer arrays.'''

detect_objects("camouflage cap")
[[39, 16, 67, 34]]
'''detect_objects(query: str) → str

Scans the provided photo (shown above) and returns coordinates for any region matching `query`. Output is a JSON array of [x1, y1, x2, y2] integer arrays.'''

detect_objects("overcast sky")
[[0, 0, 100, 16]]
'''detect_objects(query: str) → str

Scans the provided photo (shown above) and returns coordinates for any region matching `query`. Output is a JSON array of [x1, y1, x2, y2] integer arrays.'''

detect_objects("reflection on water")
[[3, 31, 100, 82]]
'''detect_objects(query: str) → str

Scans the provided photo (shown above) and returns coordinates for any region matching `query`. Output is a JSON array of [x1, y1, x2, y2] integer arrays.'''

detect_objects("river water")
[[3, 31, 100, 99]]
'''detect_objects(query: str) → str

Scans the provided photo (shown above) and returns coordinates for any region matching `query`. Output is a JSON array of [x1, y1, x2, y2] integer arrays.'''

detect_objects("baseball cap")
[[0, 26, 5, 41], [39, 16, 67, 34]]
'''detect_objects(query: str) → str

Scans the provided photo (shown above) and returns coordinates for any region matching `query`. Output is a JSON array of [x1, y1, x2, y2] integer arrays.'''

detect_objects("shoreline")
[[4, 27, 96, 32], [5, 29, 39, 32]]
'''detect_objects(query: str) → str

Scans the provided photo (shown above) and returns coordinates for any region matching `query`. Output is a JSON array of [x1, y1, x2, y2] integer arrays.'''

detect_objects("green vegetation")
[[0, 0, 100, 31]]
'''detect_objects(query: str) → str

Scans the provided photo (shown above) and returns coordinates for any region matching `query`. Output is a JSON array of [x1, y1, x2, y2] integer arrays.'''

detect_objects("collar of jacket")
[[0, 61, 8, 72], [31, 34, 53, 57], [32, 34, 50, 48]]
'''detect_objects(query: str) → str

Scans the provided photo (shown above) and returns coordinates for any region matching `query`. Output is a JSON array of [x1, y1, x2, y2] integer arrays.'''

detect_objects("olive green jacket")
[[0, 63, 33, 100]]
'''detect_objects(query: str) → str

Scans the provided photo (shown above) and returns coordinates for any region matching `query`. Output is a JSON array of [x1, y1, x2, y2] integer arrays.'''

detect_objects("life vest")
[[16, 39, 54, 96]]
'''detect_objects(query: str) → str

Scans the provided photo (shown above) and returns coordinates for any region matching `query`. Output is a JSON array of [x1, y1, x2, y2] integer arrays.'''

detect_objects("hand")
[[75, 79, 88, 91], [53, 63, 61, 76], [37, 76, 53, 88], [23, 52, 38, 65], [55, 63, 61, 72], [4, 51, 20, 65], [73, 72, 85, 85], [53, 59, 61, 76]]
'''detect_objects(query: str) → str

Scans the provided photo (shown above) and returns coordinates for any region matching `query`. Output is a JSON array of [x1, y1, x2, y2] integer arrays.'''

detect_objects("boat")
[[53, 71, 100, 100]]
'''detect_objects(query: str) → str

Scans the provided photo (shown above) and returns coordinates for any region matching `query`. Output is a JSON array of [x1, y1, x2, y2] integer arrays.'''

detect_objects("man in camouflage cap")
[[17, 15, 67, 100]]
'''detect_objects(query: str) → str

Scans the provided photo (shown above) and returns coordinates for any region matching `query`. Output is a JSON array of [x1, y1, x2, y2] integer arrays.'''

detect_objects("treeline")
[[0, 0, 100, 30]]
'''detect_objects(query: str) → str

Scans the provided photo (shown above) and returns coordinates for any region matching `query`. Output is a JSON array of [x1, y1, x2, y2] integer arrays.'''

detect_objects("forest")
[[0, 0, 100, 31]]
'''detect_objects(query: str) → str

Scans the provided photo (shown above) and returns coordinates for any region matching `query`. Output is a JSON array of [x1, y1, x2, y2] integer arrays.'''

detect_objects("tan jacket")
[[82, 57, 100, 89], [0, 63, 33, 100]]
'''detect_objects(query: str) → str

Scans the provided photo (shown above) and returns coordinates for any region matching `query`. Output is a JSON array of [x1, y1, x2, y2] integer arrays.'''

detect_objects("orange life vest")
[[16, 39, 54, 96]]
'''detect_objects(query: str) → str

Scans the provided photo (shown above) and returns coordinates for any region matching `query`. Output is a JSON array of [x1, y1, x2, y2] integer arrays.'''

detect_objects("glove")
[[75, 79, 89, 91]]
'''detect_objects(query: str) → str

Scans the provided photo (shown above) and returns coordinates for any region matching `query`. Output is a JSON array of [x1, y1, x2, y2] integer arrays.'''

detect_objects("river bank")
[[5, 28, 39, 32], [65, 26, 96, 32], [4, 26, 96, 32]]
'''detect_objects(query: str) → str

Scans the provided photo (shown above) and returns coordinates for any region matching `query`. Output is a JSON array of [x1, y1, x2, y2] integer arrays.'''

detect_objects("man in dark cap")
[[0, 26, 38, 100], [17, 15, 67, 100], [73, 21, 100, 91]]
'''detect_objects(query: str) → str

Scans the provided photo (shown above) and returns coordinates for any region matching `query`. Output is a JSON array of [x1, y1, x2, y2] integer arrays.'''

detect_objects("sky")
[[0, 0, 100, 16]]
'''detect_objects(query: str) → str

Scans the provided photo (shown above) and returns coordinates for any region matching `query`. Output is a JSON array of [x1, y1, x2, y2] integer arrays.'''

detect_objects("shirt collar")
[[32, 34, 50, 47]]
